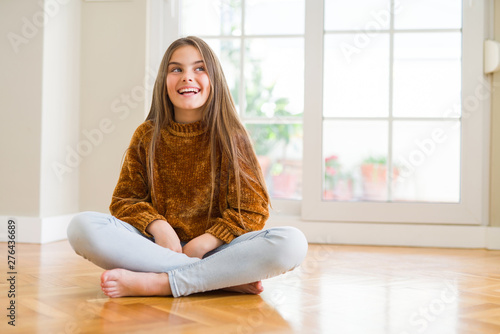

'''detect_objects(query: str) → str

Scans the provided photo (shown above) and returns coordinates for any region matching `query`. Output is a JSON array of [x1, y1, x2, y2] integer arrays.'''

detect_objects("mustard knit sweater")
[[109, 120, 269, 244]]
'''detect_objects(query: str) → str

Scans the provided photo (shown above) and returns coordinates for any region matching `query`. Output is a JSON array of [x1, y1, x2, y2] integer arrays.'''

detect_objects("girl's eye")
[[170, 68, 181, 73], [195, 66, 205, 72]]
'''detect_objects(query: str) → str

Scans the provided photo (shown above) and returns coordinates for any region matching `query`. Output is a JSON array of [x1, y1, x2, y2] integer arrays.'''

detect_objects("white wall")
[[491, 0, 500, 227], [0, 0, 81, 242], [0, 0, 151, 242], [0, 0, 44, 216], [79, 0, 150, 214], [40, 0, 81, 217]]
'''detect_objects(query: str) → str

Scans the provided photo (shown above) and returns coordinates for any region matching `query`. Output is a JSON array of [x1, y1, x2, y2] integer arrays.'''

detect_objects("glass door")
[[302, 0, 489, 224]]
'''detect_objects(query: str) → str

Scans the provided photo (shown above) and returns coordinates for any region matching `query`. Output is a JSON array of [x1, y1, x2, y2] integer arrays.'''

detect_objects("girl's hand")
[[183, 233, 224, 259], [146, 219, 182, 253]]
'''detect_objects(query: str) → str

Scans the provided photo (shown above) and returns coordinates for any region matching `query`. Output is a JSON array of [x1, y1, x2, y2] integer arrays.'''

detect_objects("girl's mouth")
[[178, 87, 200, 96]]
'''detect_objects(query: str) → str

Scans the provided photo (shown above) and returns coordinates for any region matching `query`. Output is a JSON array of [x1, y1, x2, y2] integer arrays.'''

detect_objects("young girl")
[[67, 36, 308, 298]]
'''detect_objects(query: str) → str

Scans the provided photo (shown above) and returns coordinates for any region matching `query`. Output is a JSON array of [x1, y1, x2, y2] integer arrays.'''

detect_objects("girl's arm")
[[146, 219, 182, 253], [109, 122, 170, 238], [182, 233, 224, 259], [205, 138, 270, 245]]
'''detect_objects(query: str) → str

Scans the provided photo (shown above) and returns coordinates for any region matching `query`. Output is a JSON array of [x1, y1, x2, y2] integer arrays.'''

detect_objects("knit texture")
[[109, 120, 269, 244]]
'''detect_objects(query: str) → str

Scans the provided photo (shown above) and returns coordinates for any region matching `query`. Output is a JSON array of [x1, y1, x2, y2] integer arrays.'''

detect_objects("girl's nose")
[[182, 72, 193, 82]]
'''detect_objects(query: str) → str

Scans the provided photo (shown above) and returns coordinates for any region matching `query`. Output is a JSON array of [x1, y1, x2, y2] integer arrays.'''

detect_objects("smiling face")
[[166, 45, 211, 123]]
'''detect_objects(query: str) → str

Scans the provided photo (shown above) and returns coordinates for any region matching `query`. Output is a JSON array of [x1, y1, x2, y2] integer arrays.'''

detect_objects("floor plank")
[[1, 241, 500, 333]]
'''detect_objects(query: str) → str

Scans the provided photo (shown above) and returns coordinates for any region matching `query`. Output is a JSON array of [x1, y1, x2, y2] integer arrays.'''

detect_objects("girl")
[[67, 36, 308, 298]]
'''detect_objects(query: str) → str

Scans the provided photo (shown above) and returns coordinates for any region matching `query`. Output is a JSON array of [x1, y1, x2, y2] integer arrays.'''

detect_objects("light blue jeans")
[[67, 211, 308, 297]]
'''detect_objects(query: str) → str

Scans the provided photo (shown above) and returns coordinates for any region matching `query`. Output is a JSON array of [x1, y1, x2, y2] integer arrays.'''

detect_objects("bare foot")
[[101, 269, 171, 298], [223, 281, 264, 295]]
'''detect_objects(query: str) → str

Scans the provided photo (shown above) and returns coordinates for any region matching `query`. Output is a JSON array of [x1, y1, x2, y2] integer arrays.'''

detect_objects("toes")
[[248, 281, 264, 294], [104, 291, 118, 298], [101, 271, 115, 285], [248, 282, 263, 294], [101, 280, 117, 289], [102, 269, 123, 283], [102, 287, 119, 298], [108, 290, 121, 298], [101, 284, 115, 293], [102, 288, 112, 297], [249, 286, 262, 294], [101, 286, 114, 293]]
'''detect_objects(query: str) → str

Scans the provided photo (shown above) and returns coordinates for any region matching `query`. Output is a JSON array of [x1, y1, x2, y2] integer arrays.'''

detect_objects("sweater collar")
[[166, 120, 207, 137]]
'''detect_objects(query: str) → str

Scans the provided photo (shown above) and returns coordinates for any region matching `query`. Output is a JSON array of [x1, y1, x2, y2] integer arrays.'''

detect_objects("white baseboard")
[[267, 214, 500, 250], [486, 227, 500, 249], [0, 214, 76, 244]]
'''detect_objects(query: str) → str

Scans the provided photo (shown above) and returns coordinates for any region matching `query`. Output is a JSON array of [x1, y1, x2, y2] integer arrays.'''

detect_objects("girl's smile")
[[177, 86, 201, 95], [166, 45, 211, 123]]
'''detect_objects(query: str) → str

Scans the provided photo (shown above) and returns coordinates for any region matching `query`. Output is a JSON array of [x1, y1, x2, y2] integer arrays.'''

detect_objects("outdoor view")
[[322, 0, 461, 202]]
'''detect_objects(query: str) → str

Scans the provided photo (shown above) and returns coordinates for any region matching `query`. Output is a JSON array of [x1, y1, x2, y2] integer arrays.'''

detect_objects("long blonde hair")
[[144, 36, 269, 222]]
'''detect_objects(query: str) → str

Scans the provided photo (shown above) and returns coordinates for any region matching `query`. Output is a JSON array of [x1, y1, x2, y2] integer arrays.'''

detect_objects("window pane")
[[323, 121, 388, 201], [245, 0, 305, 35], [392, 121, 460, 203], [394, 0, 462, 30], [181, 0, 242, 36], [323, 34, 389, 118], [246, 123, 303, 200], [205, 38, 241, 111], [324, 0, 390, 31], [393, 33, 461, 118], [245, 38, 304, 118]]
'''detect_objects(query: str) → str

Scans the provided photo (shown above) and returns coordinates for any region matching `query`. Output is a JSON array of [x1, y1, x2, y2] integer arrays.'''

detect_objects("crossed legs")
[[67, 211, 308, 297]]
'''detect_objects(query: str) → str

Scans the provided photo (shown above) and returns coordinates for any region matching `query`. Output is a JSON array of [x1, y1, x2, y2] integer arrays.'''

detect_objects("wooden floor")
[[1, 241, 500, 334]]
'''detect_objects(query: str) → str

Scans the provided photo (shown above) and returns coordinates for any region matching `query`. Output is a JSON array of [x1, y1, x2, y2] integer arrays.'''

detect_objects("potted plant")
[[324, 155, 353, 200], [360, 156, 398, 200]]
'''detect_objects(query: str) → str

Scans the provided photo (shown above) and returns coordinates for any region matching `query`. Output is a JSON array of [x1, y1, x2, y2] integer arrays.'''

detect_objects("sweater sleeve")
[[109, 122, 166, 237], [206, 138, 270, 243]]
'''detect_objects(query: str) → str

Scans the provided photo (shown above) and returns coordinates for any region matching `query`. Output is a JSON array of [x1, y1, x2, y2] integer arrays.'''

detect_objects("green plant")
[[362, 155, 387, 165], [241, 46, 301, 156], [217, 39, 300, 156], [324, 155, 353, 192]]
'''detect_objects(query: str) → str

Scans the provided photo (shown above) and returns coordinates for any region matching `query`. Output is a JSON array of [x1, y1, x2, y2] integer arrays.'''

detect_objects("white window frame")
[[149, 0, 491, 226], [303, 0, 491, 225]]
